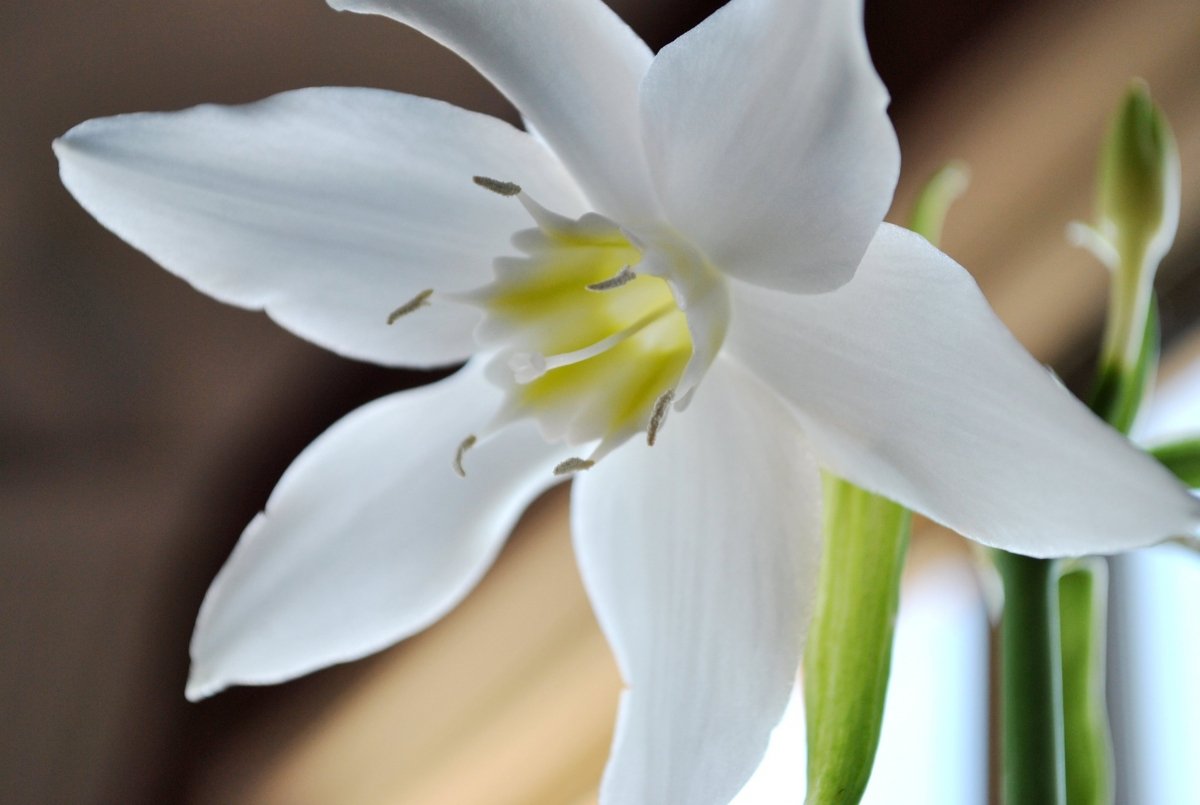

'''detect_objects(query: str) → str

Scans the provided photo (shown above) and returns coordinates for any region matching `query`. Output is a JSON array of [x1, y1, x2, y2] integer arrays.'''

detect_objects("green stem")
[[995, 551, 1067, 805], [1088, 296, 1160, 434], [1098, 251, 1152, 377]]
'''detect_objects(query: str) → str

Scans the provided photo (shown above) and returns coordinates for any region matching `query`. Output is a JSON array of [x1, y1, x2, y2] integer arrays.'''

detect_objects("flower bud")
[[1078, 83, 1179, 425], [1097, 80, 1180, 275]]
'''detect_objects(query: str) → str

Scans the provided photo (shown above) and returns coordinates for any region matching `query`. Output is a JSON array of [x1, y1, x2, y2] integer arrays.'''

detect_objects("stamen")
[[514, 303, 675, 383], [647, 389, 675, 446], [452, 434, 477, 478], [473, 176, 522, 197], [554, 457, 595, 476], [586, 266, 637, 292], [387, 289, 433, 324]]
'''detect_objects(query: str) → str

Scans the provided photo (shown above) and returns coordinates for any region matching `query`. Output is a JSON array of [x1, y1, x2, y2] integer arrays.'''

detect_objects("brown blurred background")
[[3, 1, 1198, 803]]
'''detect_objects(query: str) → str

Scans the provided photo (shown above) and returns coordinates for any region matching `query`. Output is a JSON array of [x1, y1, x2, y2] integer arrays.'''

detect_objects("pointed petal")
[[640, 0, 898, 294], [187, 362, 567, 700], [571, 358, 822, 804], [55, 87, 586, 368], [330, 0, 658, 224], [727, 224, 1200, 557]]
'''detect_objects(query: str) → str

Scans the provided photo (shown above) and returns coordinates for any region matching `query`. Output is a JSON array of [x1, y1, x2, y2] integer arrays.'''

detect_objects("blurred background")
[[2, 1, 1198, 803]]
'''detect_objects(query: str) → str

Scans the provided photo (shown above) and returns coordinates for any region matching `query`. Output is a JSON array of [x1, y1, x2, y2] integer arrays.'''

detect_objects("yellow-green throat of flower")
[[390, 175, 730, 477]]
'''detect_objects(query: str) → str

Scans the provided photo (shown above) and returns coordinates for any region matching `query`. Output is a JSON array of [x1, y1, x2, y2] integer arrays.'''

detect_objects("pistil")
[[508, 301, 677, 383]]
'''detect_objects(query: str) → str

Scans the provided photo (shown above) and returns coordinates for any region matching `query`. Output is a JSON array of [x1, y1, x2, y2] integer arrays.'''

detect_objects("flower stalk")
[[996, 550, 1068, 804]]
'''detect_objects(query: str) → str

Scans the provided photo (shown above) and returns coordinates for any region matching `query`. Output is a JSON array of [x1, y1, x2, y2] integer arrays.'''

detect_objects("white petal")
[[186, 362, 567, 700], [727, 223, 1200, 557], [571, 357, 822, 805], [330, 0, 659, 224], [55, 87, 586, 368], [640, 0, 898, 294]]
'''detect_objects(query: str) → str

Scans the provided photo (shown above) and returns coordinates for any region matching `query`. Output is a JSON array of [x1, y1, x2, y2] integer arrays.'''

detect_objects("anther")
[[647, 389, 675, 446], [586, 266, 638, 292], [387, 289, 433, 324], [453, 434, 477, 478], [554, 457, 595, 476], [473, 176, 522, 197]]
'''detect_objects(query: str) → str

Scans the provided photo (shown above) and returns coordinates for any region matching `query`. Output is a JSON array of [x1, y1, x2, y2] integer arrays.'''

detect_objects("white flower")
[[53, 0, 1199, 802]]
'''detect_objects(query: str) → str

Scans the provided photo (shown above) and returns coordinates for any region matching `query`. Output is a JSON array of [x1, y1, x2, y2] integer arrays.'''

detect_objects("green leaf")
[[804, 476, 910, 805], [1150, 436, 1200, 488]]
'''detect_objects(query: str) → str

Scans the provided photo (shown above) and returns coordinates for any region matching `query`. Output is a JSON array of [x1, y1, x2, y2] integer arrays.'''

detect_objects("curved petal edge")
[[572, 357, 823, 804], [640, 0, 898, 294], [55, 87, 586, 368], [187, 363, 568, 700], [729, 223, 1200, 557]]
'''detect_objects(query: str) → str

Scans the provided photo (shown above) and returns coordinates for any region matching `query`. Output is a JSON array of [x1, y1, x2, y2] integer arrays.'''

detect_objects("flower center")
[[396, 177, 729, 477], [462, 179, 696, 468]]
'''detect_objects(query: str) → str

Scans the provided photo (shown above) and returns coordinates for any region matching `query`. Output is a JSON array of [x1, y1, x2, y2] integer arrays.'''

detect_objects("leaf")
[[1150, 436, 1200, 488]]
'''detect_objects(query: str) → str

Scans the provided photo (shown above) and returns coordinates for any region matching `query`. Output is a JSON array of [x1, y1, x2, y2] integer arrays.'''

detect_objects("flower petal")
[[55, 87, 586, 368], [186, 362, 568, 700], [727, 223, 1200, 557], [330, 0, 658, 224], [640, 0, 898, 294], [571, 357, 822, 804]]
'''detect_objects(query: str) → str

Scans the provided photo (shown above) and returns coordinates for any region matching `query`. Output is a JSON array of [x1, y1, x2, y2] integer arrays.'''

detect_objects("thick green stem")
[[995, 551, 1066, 805]]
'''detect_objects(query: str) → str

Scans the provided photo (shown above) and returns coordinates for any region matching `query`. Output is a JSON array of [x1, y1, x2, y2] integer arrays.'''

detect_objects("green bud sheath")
[[804, 476, 910, 805], [802, 163, 964, 804], [1059, 562, 1114, 805]]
